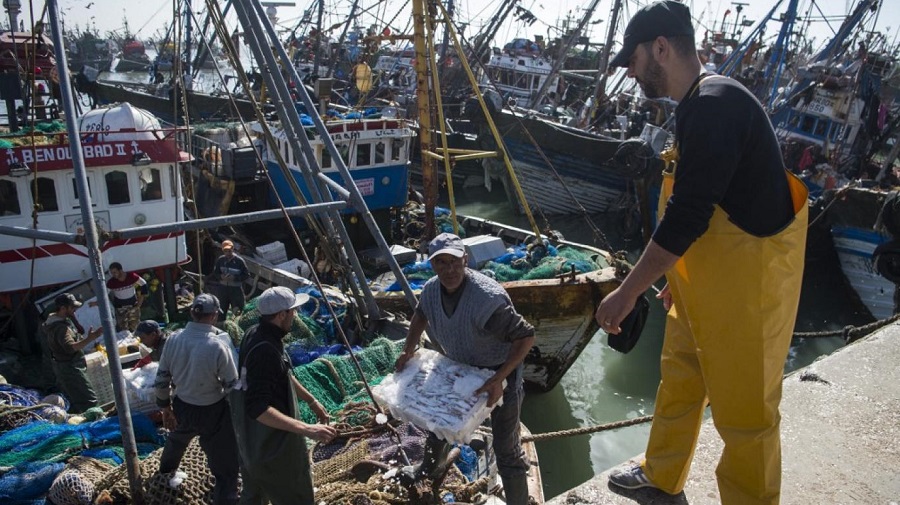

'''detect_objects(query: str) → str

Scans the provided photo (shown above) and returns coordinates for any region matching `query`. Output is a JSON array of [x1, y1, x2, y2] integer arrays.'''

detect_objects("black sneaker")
[[608, 464, 657, 490]]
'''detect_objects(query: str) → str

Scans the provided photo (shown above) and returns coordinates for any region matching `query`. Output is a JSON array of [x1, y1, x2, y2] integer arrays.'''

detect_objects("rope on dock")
[[792, 312, 900, 342], [521, 415, 653, 443]]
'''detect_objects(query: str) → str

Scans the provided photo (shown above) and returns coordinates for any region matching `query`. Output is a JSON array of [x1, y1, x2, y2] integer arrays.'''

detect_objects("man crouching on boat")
[[395, 233, 536, 505]]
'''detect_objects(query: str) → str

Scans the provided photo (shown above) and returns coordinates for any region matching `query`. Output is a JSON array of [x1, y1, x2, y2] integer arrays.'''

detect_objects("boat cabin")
[[0, 103, 189, 292]]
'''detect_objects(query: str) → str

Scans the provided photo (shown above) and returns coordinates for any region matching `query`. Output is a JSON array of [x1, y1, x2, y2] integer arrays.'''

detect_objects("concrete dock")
[[546, 323, 900, 504]]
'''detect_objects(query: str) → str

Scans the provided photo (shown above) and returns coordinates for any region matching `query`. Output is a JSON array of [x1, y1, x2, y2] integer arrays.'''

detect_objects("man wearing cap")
[[595, 2, 807, 504], [231, 286, 335, 505], [395, 233, 536, 505], [207, 240, 250, 320], [106, 262, 147, 332], [154, 293, 240, 505], [135, 320, 168, 362], [43, 293, 103, 413]]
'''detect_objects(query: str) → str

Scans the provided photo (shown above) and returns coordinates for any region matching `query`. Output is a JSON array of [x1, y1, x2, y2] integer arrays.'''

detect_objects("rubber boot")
[[399, 434, 450, 485], [501, 473, 531, 505]]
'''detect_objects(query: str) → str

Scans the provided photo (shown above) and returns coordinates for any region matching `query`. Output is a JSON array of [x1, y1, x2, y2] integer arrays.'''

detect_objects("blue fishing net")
[[286, 343, 363, 367], [454, 444, 478, 482], [0, 461, 65, 504], [0, 414, 163, 467]]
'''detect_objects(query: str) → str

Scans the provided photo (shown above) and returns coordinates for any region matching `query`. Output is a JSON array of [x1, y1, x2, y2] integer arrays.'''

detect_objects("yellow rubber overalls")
[[642, 145, 808, 504]]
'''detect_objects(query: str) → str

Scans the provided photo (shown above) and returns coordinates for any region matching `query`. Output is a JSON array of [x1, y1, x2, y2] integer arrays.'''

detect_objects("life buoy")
[[873, 239, 900, 285]]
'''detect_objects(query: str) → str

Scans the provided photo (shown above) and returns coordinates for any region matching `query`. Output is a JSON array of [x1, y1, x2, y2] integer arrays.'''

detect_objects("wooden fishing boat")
[[86, 78, 261, 122]]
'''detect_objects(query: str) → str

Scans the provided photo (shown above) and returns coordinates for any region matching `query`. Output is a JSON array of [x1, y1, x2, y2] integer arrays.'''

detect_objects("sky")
[[17, 0, 900, 56]]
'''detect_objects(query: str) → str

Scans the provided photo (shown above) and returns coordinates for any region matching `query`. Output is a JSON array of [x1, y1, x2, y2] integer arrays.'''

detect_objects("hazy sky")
[[22, 0, 900, 55]]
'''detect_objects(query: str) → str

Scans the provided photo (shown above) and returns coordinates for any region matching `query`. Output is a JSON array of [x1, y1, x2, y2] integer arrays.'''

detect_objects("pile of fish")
[[373, 349, 502, 444]]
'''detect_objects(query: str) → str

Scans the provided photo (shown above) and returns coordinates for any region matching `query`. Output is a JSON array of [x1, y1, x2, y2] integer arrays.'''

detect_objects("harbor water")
[[445, 184, 872, 500]]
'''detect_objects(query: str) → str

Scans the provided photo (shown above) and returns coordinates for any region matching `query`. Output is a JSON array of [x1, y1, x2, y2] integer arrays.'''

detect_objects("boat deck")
[[546, 322, 900, 504]]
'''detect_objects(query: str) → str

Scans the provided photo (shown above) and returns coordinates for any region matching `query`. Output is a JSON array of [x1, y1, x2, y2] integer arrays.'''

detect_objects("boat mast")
[[230, 0, 419, 313], [46, 1, 145, 501], [529, 0, 602, 110], [411, 0, 438, 239], [2, 0, 22, 131], [589, 0, 622, 120], [412, 0, 544, 240]]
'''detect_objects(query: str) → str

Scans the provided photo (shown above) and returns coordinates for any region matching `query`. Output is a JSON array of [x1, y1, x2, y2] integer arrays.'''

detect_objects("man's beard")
[[638, 58, 666, 99]]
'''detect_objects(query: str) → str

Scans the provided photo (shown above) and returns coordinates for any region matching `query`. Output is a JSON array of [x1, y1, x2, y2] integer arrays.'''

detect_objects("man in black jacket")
[[231, 286, 336, 505]]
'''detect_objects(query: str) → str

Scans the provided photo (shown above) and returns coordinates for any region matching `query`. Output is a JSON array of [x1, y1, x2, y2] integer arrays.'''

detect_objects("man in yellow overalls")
[[595, 2, 808, 504]]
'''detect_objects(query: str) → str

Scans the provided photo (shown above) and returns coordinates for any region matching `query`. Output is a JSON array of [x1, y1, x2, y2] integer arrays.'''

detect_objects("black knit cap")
[[608, 0, 694, 69]]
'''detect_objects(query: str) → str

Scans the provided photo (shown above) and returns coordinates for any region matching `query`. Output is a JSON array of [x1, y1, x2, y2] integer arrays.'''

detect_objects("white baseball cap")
[[257, 286, 310, 315]]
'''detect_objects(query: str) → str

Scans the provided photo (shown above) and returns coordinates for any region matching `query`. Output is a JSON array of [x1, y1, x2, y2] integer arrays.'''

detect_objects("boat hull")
[[471, 109, 633, 214], [816, 187, 897, 320], [91, 80, 259, 122]]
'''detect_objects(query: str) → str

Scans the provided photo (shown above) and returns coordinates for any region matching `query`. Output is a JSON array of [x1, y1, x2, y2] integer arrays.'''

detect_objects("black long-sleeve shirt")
[[239, 320, 292, 420], [652, 75, 794, 256]]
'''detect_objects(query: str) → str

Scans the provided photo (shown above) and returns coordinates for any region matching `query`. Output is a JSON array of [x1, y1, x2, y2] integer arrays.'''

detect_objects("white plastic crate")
[[123, 362, 160, 414], [372, 349, 503, 444], [462, 235, 507, 269], [274, 258, 312, 278], [255, 241, 288, 264], [84, 351, 115, 406]]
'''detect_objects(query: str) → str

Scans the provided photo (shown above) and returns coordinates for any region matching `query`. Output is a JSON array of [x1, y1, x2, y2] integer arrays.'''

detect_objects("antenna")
[[731, 2, 749, 38]]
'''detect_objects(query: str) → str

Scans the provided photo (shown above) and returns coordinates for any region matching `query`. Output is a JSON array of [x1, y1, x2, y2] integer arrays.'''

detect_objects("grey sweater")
[[419, 269, 530, 368], [154, 322, 238, 407]]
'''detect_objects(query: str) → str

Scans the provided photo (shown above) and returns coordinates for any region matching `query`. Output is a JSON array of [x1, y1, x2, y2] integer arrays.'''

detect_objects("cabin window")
[[0, 180, 21, 216], [105, 170, 131, 205], [338, 145, 350, 165], [788, 113, 800, 129], [32, 177, 59, 212], [375, 142, 386, 164], [814, 119, 828, 138], [169, 165, 177, 197], [321, 147, 332, 169], [829, 123, 842, 142], [356, 143, 372, 167], [140, 167, 163, 201], [799, 115, 815, 134], [391, 139, 404, 162], [71, 178, 94, 208]]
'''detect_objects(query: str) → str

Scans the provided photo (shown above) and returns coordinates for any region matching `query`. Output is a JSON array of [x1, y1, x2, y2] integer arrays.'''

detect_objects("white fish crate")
[[122, 362, 160, 414], [372, 348, 504, 444], [84, 351, 115, 405], [255, 241, 288, 264]]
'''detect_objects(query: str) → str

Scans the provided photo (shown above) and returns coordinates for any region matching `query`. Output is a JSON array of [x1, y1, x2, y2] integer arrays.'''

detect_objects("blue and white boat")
[[831, 225, 894, 320], [257, 115, 416, 214]]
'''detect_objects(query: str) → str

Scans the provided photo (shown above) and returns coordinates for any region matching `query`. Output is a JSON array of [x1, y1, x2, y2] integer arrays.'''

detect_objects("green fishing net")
[[292, 337, 403, 425]]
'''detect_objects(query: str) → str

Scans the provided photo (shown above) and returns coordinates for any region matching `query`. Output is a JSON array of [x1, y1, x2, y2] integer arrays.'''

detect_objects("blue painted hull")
[[266, 161, 409, 214]]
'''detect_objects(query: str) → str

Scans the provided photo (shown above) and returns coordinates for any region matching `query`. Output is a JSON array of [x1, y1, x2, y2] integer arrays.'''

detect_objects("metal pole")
[[0, 202, 347, 243], [3, 0, 21, 131], [46, 1, 144, 502], [233, 0, 377, 318], [243, 0, 420, 314], [590, 0, 621, 119]]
